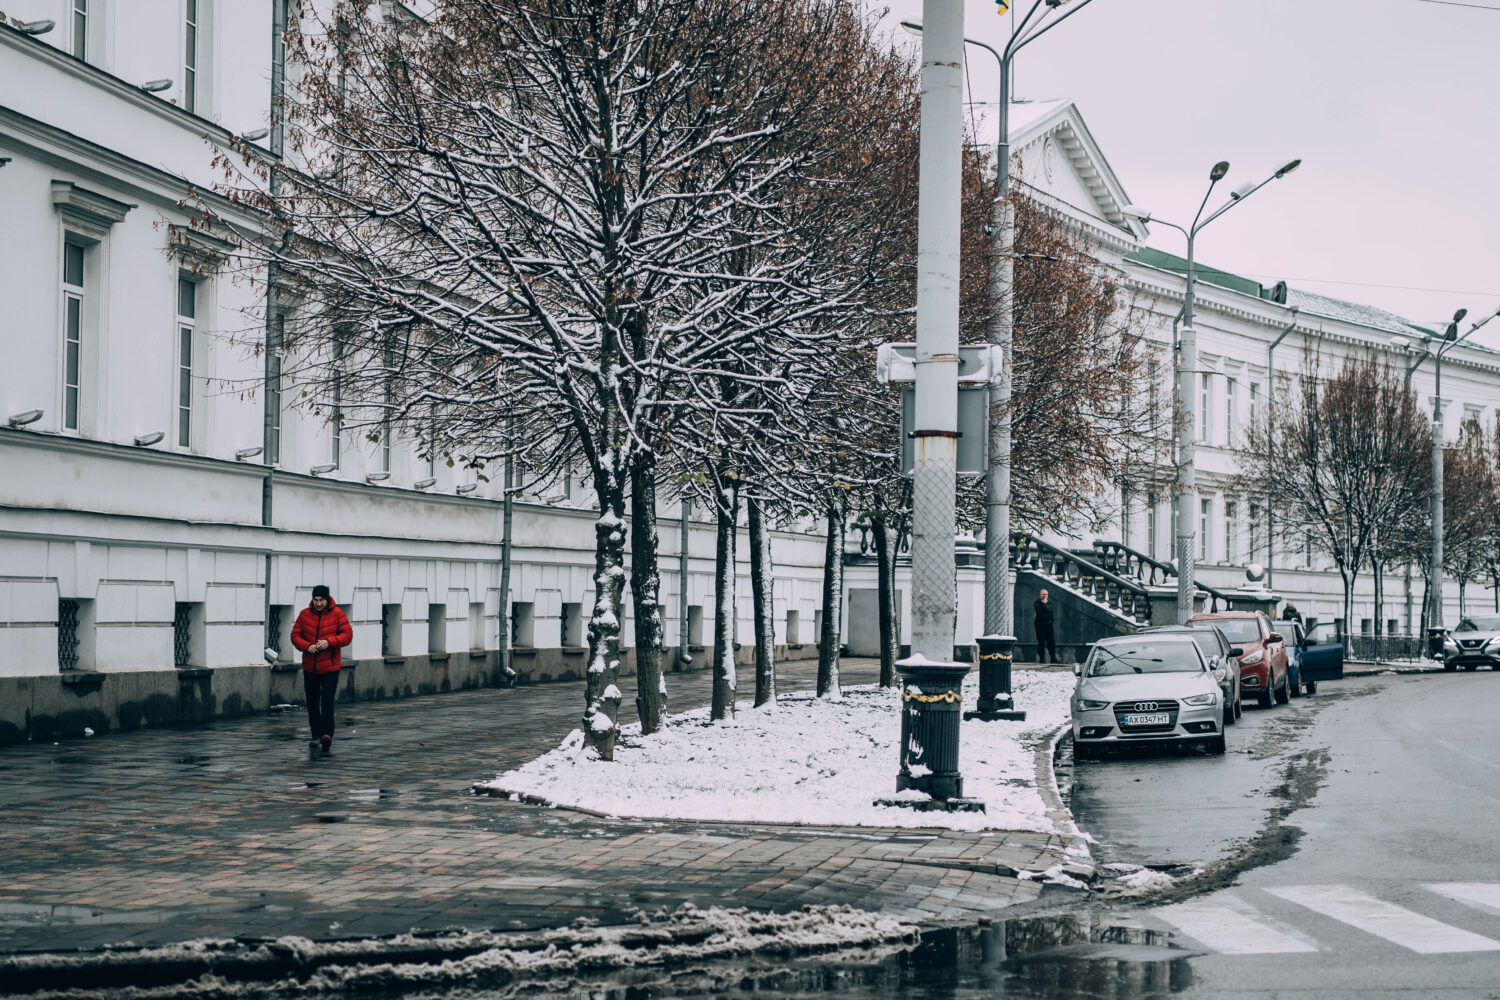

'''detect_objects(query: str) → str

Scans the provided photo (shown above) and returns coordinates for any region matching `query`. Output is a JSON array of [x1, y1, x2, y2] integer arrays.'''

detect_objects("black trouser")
[[303, 670, 340, 739], [1035, 624, 1057, 664]]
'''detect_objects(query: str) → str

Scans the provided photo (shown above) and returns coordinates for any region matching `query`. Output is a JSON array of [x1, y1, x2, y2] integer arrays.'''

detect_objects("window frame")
[[175, 275, 197, 449], [184, 0, 199, 114], [71, 0, 88, 60], [1199, 497, 1212, 563], [61, 241, 86, 433]]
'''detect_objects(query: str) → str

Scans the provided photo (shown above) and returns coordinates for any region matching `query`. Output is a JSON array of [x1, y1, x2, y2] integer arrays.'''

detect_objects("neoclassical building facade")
[[2, 4, 1496, 741]]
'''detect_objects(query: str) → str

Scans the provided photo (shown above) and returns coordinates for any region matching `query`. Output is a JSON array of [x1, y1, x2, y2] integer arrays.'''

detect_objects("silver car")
[[1443, 615, 1500, 671], [1071, 634, 1226, 759]]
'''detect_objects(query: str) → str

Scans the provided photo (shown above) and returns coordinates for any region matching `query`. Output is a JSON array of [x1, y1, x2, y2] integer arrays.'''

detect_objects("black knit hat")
[[312, 585, 331, 600]]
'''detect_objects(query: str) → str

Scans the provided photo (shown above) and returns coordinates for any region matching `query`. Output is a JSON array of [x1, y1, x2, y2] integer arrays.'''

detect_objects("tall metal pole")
[[1263, 309, 1299, 589], [910, 0, 963, 660], [1176, 233, 1198, 623], [679, 501, 691, 664], [1430, 352, 1444, 631], [985, 55, 1014, 639]]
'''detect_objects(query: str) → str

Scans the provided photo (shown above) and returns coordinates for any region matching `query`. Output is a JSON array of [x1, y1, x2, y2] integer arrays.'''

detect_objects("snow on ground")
[[479, 668, 1077, 834]]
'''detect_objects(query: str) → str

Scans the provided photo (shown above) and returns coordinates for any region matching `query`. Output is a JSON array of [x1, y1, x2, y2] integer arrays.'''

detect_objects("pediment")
[[1004, 100, 1144, 241]]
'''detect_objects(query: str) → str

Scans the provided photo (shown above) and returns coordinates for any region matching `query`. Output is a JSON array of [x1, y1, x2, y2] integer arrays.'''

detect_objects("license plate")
[[1124, 713, 1170, 726]]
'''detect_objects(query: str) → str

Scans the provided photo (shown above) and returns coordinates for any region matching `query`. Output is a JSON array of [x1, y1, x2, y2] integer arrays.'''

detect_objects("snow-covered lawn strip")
[[478, 668, 1077, 834]]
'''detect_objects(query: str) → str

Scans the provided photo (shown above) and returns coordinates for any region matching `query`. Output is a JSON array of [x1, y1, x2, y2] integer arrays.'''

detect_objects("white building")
[[2, 7, 1496, 742]]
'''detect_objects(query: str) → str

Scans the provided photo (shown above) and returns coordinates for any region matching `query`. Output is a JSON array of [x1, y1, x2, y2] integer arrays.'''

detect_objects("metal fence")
[[1343, 634, 1428, 663]]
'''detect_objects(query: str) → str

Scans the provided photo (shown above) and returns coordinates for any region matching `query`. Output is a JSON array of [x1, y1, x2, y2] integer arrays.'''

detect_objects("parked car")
[[1071, 634, 1226, 758], [1442, 615, 1500, 671], [1275, 619, 1344, 693], [1142, 624, 1242, 726], [1189, 611, 1289, 709]]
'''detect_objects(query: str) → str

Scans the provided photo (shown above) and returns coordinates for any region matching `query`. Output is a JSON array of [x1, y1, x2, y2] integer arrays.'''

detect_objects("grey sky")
[[875, 0, 1500, 349]]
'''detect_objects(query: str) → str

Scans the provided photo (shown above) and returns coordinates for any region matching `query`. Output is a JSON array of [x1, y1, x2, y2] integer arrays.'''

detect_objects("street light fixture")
[[1404, 304, 1500, 633], [133, 431, 165, 447], [901, 0, 1099, 644], [1129, 157, 1302, 623], [7, 409, 44, 427]]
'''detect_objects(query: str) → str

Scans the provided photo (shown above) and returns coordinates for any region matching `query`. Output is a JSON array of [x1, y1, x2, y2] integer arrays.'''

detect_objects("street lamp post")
[[1402, 306, 1500, 634], [901, 0, 1098, 643], [1264, 307, 1300, 590], [1122, 157, 1300, 623]]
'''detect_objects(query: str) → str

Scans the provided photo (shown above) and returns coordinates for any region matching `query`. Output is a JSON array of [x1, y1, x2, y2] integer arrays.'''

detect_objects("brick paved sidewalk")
[[0, 659, 1075, 955]]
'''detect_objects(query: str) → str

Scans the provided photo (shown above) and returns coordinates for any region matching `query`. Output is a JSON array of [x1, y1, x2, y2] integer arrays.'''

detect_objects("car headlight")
[[1076, 698, 1110, 711], [1182, 692, 1218, 706], [1486, 638, 1500, 651], [1239, 650, 1264, 665]]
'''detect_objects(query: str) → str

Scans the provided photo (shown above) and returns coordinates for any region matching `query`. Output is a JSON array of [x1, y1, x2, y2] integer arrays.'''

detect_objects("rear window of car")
[[1199, 618, 1261, 643], [1086, 640, 1203, 676], [1455, 616, 1500, 632]]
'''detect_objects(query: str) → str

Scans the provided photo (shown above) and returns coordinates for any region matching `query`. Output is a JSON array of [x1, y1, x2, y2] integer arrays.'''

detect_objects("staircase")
[[1006, 535, 1232, 636]]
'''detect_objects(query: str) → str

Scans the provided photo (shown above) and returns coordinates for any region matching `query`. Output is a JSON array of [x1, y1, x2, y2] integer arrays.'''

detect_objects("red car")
[[1188, 611, 1290, 708]]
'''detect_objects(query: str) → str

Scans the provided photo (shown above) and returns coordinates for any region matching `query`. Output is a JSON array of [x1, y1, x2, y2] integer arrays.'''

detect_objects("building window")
[[1226, 378, 1238, 443], [176, 277, 196, 448], [72, 0, 87, 59], [330, 330, 345, 467], [267, 313, 283, 465], [1199, 373, 1211, 444], [1146, 492, 1158, 560], [1304, 529, 1314, 568], [1250, 381, 1261, 431], [1225, 500, 1238, 565], [62, 242, 85, 431], [1199, 498, 1212, 563], [184, 0, 199, 113], [1249, 503, 1261, 561]]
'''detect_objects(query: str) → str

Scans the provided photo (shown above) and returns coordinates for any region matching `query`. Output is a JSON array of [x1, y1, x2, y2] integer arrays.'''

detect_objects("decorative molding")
[[51, 179, 133, 240], [167, 222, 237, 271]]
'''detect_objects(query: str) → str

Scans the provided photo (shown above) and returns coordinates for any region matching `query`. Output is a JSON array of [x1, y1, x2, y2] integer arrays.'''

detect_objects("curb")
[[1033, 723, 1094, 883]]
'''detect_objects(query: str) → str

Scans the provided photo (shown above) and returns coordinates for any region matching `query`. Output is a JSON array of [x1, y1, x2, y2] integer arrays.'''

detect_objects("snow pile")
[[4, 905, 918, 998], [1097, 862, 1203, 897], [479, 669, 1076, 833]]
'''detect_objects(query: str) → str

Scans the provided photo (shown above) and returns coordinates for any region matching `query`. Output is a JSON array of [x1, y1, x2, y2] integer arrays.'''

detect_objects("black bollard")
[[964, 634, 1026, 721], [874, 657, 984, 813]]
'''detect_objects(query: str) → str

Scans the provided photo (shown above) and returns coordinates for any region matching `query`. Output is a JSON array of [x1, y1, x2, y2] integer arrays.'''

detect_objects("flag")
[[996, 1, 1010, 13]]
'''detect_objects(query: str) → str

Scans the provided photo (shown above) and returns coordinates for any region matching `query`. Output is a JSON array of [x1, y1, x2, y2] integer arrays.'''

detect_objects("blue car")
[[1275, 619, 1344, 694]]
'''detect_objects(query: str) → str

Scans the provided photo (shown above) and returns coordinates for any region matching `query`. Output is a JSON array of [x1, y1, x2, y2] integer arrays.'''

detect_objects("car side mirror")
[[1072, 663, 1083, 677], [1228, 647, 1244, 658], [1267, 632, 1284, 644]]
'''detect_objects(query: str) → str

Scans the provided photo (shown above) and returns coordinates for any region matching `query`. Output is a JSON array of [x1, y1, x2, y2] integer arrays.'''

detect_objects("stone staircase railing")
[[1010, 533, 1153, 625], [1090, 540, 1232, 613]]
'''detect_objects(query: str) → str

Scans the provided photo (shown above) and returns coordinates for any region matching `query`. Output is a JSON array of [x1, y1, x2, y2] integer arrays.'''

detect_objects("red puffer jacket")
[[291, 601, 354, 673]]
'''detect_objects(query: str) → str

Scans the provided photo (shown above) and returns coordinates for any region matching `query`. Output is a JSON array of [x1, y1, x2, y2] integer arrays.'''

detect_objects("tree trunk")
[[817, 503, 845, 698], [583, 477, 628, 760], [873, 513, 898, 688], [630, 451, 666, 734], [1459, 579, 1468, 620], [710, 479, 740, 720], [748, 495, 776, 708], [1340, 567, 1356, 643], [1372, 557, 1384, 638]]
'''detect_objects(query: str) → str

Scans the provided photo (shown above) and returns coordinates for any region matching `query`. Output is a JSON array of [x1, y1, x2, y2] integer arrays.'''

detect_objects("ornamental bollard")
[[875, 656, 984, 813], [965, 634, 1026, 721]]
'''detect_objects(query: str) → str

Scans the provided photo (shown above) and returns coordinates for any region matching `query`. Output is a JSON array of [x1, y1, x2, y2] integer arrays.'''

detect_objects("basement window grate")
[[267, 606, 284, 654], [174, 603, 192, 667], [58, 599, 80, 672]]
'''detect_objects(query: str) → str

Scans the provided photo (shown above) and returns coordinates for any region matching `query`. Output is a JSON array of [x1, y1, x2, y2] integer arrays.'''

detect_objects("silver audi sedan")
[[1071, 634, 1226, 759]]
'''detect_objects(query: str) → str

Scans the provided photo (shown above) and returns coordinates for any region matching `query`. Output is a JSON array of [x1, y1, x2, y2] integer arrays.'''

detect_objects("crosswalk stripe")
[[1426, 882, 1500, 918], [1154, 898, 1318, 955], [1268, 884, 1500, 954]]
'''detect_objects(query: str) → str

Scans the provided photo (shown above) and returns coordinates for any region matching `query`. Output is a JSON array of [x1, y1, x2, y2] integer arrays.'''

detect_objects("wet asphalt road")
[[1072, 669, 1500, 999]]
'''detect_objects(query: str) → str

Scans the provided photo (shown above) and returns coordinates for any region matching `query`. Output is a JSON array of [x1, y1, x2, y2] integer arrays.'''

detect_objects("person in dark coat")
[[1281, 602, 1303, 624], [1034, 589, 1058, 664], [291, 585, 353, 751]]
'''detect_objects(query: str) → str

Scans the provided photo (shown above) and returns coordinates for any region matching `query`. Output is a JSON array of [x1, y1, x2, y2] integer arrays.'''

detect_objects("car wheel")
[[1206, 735, 1226, 755], [1234, 698, 1243, 719], [1224, 701, 1235, 727], [1445, 661, 1458, 671], [1258, 686, 1274, 709], [1289, 674, 1301, 698], [1305, 681, 1317, 695], [1274, 673, 1290, 704]]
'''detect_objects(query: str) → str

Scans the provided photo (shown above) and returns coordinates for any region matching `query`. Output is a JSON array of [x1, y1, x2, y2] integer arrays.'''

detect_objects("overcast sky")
[[872, 0, 1500, 349]]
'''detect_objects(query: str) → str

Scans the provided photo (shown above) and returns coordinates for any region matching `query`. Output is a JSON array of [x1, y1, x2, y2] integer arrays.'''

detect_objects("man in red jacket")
[[291, 585, 353, 752]]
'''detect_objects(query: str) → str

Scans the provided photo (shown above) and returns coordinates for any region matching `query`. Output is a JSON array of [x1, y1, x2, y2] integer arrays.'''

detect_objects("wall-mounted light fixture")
[[414, 478, 436, 490], [133, 431, 165, 447], [365, 472, 391, 483], [241, 127, 270, 141], [140, 79, 173, 93], [235, 446, 264, 461], [19, 19, 56, 35], [456, 483, 478, 495], [7, 409, 44, 427], [310, 463, 337, 475]]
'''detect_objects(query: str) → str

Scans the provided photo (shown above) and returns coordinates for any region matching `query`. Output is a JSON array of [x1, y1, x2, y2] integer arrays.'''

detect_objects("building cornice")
[[0, 22, 277, 159]]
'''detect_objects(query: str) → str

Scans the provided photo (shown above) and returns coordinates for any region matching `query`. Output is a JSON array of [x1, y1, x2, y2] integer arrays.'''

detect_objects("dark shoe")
[[320, 734, 332, 752]]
